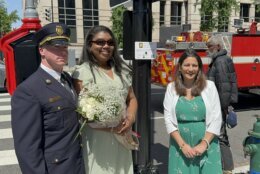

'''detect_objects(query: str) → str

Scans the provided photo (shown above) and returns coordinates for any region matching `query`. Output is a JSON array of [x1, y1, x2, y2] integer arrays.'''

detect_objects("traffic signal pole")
[[132, 0, 157, 173]]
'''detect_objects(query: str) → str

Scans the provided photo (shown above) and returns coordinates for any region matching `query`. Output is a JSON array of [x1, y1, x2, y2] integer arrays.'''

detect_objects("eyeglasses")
[[91, 40, 115, 46]]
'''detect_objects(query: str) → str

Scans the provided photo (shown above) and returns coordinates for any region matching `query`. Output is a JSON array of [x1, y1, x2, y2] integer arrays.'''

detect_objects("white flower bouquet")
[[75, 83, 139, 151], [77, 83, 125, 129]]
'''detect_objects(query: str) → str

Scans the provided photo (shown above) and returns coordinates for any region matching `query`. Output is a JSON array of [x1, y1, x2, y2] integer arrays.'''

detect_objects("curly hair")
[[174, 49, 206, 96], [79, 25, 131, 85]]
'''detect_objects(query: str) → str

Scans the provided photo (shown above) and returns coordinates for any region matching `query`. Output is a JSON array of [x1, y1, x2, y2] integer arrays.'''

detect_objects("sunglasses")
[[91, 40, 115, 46]]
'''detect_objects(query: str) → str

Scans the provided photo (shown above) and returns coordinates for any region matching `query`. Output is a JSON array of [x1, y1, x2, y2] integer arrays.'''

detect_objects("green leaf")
[[73, 119, 87, 143], [0, 0, 20, 35], [198, 0, 238, 31]]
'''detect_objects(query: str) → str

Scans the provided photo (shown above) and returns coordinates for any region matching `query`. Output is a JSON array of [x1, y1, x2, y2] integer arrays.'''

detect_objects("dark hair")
[[174, 49, 206, 96], [79, 25, 131, 85]]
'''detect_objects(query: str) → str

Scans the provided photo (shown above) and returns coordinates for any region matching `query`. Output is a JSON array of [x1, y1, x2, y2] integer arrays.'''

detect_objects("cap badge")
[[56, 25, 64, 36]]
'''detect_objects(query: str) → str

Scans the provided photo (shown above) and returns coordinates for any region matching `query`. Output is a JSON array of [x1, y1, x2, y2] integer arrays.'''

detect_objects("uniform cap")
[[34, 22, 70, 46]]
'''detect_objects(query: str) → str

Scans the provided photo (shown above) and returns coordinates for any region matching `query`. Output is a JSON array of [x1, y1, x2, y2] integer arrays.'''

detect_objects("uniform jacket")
[[163, 80, 222, 136], [11, 67, 85, 174], [207, 49, 238, 109]]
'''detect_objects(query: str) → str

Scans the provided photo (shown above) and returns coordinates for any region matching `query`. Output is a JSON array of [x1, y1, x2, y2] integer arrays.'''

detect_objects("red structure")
[[249, 20, 258, 34], [0, 18, 41, 95], [152, 21, 260, 91]]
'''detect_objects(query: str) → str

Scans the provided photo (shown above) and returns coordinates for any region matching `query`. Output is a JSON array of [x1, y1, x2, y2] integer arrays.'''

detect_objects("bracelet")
[[179, 143, 185, 150], [202, 138, 209, 150]]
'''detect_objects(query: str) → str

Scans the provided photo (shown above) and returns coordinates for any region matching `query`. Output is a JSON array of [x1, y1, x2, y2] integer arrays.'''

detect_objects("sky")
[[6, 0, 23, 28]]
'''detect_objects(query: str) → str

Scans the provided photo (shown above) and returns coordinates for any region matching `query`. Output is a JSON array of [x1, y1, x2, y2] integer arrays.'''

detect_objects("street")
[[0, 92, 20, 174], [0, 85, 260, 174]]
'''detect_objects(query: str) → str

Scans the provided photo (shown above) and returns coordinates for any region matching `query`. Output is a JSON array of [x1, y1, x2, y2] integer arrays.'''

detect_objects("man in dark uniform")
[[11, 22, 85, 174]]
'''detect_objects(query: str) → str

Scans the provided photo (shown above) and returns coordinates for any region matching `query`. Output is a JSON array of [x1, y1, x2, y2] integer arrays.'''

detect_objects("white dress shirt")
[[40, 64, 61, 82]]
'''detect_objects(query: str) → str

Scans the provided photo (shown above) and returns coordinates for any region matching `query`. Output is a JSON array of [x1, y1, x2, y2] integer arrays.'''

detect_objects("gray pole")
[[132, 0, 157, 173], [24, 0, 38, 18], [51, 0, 54, 22]]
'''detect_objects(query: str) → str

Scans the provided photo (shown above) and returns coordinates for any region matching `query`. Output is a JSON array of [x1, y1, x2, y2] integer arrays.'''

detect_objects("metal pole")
[[24, 0, 38, 18], [132, 0, 157, 173], [51, 0, 54, 22]]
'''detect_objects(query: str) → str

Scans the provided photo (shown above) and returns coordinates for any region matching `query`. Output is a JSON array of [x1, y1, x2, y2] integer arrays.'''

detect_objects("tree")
[[0, 0, 20, 36], [110, 6, 127, 48], [110, 6, 154, 48], [197, 0, 239, 32], [254, 0, 260, 13]]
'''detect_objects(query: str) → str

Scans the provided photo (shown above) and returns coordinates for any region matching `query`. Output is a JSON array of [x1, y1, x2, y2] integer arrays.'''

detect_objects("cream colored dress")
[[72, 62, 134, 174]]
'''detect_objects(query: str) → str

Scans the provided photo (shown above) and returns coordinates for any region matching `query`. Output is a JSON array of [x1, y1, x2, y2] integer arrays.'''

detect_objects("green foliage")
[[111, 6, 127, 48], [253, 0, 260, 13], [197, 0, 239, 32], [0, 0, 20, 36]]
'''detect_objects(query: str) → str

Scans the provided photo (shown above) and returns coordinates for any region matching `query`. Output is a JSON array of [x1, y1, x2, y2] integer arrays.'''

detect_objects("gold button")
[[57, 106, 61, 110], [80, 143, 83, 147], [54, 158, 59, 163]]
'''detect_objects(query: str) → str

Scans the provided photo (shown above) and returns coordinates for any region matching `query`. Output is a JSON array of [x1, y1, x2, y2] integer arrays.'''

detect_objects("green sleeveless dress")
[[168, 96, 222, 174]]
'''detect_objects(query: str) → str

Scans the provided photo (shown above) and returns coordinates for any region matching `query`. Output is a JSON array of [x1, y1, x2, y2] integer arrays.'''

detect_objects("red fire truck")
[[151, 25, 260, 91]]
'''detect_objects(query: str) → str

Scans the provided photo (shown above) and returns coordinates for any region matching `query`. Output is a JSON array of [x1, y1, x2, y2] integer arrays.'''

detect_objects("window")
[[160, 1, 165, 26], [255, 5, 260, 22], [170, 2, 182, 25], [240, 3, 250, 22], [58, 0, 77, 43], [82, 0, 99, 37]]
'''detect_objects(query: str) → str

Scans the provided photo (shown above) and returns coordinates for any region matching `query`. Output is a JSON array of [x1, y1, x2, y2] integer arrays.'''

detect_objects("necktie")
[[60, 73, 75, 99]]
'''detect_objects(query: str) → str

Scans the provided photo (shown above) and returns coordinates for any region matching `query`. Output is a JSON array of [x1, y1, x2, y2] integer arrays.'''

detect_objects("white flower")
[[77, 83, 126, 128]]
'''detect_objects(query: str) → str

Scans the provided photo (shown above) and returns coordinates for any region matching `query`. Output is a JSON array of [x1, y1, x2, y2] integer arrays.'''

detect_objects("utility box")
[[0, 18, 41, 95], [10, 33, 41, 86]]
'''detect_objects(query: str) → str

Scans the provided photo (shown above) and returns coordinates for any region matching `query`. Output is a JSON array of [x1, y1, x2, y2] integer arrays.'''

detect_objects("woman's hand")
[[181, 144, 197, 159], [98, 116, 134, 135], [193, 141, 208, 156], [116, 117, 133, 135]]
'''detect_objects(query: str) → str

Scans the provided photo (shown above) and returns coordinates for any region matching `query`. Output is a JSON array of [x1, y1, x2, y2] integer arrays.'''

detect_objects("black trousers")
[[218, 109, 234, 171]]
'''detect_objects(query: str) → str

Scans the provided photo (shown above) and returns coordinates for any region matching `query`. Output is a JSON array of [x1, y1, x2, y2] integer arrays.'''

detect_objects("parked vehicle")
[[0, 59, 6, 91], [151, 22, 260, 92]]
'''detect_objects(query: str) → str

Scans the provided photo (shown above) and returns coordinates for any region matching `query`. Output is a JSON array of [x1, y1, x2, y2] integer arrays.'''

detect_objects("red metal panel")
[[231, 35, 260, 56], [231, 34, 260, 89], [253, 63, 260, 86], [234, 64, 254, 88]]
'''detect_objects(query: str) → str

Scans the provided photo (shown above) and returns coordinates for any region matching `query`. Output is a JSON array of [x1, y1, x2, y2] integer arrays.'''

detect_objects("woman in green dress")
[[72, 25, 138, 174], [163, 49, 223, 174]]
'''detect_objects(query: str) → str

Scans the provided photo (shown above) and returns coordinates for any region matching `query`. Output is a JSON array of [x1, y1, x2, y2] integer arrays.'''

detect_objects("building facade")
[[24, 0, 260, 58]]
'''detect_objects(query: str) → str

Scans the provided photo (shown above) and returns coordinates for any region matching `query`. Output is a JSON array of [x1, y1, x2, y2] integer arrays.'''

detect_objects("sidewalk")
[[233, 165, 249, 174], [227, 111, 259, 174]]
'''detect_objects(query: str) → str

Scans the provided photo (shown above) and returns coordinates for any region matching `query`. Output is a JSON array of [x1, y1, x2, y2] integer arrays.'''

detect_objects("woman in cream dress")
[[72, 25, 137, 174]]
